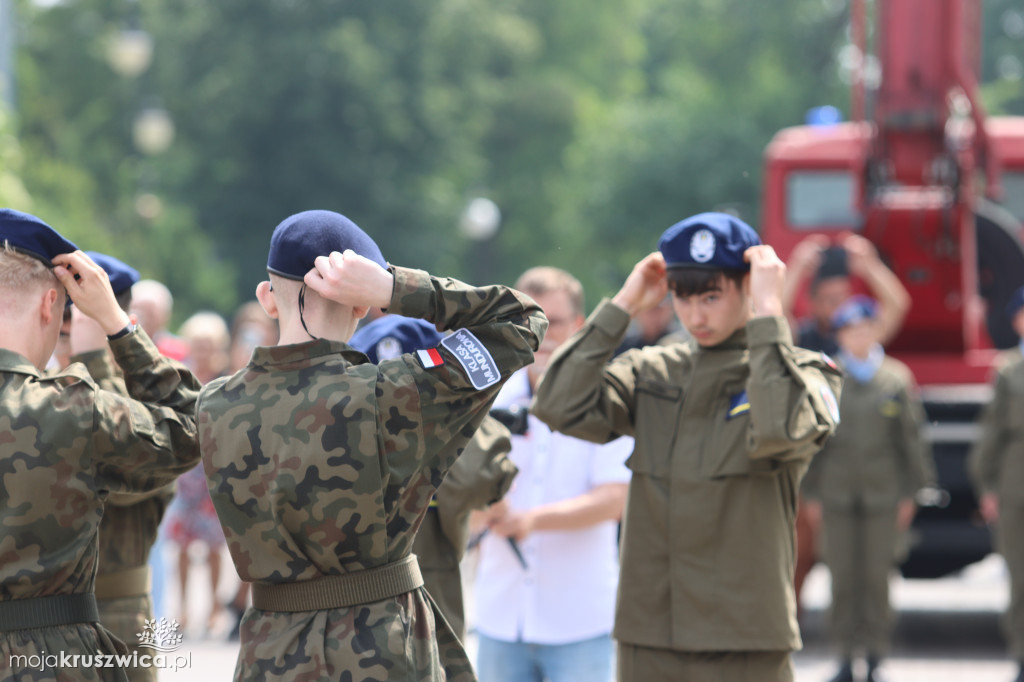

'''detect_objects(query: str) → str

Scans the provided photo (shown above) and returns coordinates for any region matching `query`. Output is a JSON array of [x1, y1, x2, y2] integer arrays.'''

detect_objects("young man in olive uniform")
[[68, 252, 174, 682], [196, 210, 546, 682], [970, 286, 1024, 682], [349, 313, 518, 639], [533, 212, 843, 682], [0, 210, 201, 682], [802, 296, 934, 682]]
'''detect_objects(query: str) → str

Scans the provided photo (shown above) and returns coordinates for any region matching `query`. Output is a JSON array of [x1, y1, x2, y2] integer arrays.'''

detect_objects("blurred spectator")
[[163, 311, 230, 635], [783, 233, 911, 624], [969, 286, 1024, 682], [473, 267, 631, 682], [130, 279, 189, 361], [802, 296, 934, 682], [614, 293, 686, 355], [228, 300, 279, 373], [782, 233, 910, 355]]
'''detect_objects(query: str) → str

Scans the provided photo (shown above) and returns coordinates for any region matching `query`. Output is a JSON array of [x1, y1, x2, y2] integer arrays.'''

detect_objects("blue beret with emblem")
[[831, 294, 877, 331], [1007, 286, 1024, 321], [85, 251, 140, 296], [0, 208, 78, 265], [658, 212, 761, 271], [267, 210, 386, 280], [348, 315, 444, 363]]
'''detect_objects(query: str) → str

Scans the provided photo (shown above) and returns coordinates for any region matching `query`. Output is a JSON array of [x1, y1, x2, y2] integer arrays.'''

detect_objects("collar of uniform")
[[248, 339, 371, 367], [698, 326, 748, 352], [0, 347, 42, 376]]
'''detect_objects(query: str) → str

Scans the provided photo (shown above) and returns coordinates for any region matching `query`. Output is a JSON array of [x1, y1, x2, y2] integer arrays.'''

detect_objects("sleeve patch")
[[416, 348, 445, 369], [727, 390, 750, 420], [820, 384, 840, 424], [440, 329, 501, 389]]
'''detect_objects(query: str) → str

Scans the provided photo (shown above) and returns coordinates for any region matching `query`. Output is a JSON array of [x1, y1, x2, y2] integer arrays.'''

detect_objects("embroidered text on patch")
[[440, 329, 500, 389]]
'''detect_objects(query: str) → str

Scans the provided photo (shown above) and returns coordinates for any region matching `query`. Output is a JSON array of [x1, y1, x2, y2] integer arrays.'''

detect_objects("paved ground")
[[155, 547, 1020, 681]]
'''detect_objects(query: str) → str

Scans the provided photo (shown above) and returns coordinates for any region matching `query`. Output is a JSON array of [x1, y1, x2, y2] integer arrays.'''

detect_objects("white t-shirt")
[[473, 369, 633, 645]]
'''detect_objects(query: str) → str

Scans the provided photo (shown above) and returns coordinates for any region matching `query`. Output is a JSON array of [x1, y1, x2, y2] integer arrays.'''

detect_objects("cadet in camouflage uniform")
[[533, 213, 843, 682], [349, 314, 518, 640], [0, 210, 201, 682], [196, 210, 545, 682], [802, 296, 934, 682], [970, 286, 1024, 682], [71, 252, 173, 682]]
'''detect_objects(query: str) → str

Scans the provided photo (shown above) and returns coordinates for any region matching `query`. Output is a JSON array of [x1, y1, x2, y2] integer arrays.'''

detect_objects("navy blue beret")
[[658, 212, 761, 270], [85, 251, 140, 296], [1007, 286, 1024, 321], [348, 315, 444, 363], [0, 209, 78, 265], [831, 295, 877, 331], [267, 210, 386, 280]]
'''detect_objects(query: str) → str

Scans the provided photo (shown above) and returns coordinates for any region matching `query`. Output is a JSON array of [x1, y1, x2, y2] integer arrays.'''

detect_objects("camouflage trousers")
[[97, 594, 157, 682], [233, 588, 476, 682], [1, 621, 130, 682]]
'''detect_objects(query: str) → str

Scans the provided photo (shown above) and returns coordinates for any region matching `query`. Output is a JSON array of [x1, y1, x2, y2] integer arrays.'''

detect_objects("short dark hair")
[[667, 267, 745, 298]]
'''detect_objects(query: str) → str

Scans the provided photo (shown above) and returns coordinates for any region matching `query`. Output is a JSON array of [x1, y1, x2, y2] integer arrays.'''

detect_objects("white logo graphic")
[[689, 229, 716, 263], [375, 336, 404, 361], [137, 618, 184, 653]]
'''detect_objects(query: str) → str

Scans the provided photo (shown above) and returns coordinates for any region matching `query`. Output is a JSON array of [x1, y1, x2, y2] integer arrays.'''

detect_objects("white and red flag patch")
[[417, 347, 445, 369]]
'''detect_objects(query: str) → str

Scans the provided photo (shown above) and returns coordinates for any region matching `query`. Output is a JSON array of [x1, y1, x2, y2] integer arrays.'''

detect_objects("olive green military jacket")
[[970, 348, 1024, 506], [532, 300, 842, 653], [198, 266, 545, 682], [803, 355, 934, 510], [0, 328, 201, 680], [414, 415, 516, 639]]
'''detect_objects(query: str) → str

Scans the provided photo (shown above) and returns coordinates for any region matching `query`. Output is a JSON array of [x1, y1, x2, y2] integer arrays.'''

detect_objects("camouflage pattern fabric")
[[414, 415, 516, 639], [198, 266, 545, 682], [75, 349, 174, 682], [0, 328, 201, 682]]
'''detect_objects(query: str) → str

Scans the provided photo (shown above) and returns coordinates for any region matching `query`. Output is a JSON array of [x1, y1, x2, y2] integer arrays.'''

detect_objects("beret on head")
[[267, 210, 386, 280], [1007, 286, 1024, 321], [348, 315, 444, 363], [0, 209, 78, 265], [85, 251, 140, 296], [658, 212, 761, 271], [831, 294, 877, 331]]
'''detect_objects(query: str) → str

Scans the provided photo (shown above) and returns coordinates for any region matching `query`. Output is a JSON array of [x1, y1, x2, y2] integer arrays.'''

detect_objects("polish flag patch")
[[417, 347, 445, 369]]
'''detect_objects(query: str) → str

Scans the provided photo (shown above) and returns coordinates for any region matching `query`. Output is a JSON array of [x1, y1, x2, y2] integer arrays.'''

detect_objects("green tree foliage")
[[9, 0, 1021, 317]]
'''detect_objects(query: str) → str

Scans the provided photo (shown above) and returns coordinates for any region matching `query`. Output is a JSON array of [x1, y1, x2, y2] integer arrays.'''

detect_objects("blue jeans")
[[476, 632, 614, 682]]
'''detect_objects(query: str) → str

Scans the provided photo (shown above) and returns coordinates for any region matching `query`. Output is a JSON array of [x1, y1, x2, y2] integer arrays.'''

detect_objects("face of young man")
[[811, 276, 851, 327], [528, 289, 584, 386], [671, 276, 750, 348], [835, 320, 879, 359]]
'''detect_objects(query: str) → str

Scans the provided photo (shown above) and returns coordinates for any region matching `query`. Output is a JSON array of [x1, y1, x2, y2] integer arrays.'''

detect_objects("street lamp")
[[133, 107, 175, 155], [105, 29, 153, 79], [460, 197, 501, 241], [460, 197, 502, 284]]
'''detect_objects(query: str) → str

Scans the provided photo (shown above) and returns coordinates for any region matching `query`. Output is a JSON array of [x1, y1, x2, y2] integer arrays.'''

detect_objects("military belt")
[[0, 594, 100, 631], [95, 565, 151, 600], [251, 554, 424, 612]]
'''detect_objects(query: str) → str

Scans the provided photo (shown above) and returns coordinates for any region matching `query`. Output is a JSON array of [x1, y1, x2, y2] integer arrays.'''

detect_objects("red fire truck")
[[762, 0, 1024, 576]]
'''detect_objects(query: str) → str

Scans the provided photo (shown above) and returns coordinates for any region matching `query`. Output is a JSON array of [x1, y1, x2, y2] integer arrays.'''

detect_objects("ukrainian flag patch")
[[727, 390, 750, 420]]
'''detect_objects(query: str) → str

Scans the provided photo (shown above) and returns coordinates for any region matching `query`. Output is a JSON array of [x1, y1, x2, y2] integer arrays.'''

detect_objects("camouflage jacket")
[[72, 350, 175, 579], [1, 327, 201, 681], [198, 266, 545, 682]]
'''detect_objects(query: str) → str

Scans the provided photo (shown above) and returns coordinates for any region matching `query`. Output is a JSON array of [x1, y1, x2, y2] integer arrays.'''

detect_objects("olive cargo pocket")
[[630, 377, 682, 478], [706, 390, 777, 479]]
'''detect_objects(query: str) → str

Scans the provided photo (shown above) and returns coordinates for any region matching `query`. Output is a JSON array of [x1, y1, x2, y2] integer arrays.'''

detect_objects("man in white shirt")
[[474, 266, 632, 682]]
